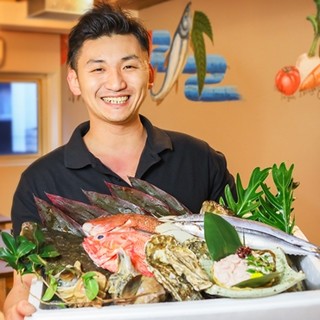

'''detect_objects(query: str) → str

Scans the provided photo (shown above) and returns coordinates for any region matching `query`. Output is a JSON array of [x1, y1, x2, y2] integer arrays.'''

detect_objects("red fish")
[[82, 213, 161, 236], [82, 214, 162, 277]]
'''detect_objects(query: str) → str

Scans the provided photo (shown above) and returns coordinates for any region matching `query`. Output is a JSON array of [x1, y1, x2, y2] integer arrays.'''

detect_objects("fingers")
[[5, 300, 36, 320]]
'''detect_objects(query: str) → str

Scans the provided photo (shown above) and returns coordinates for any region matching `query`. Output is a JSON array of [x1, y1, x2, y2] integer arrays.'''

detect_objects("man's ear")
[[148, 63, 155, 89], [67, 68, 81, 96]]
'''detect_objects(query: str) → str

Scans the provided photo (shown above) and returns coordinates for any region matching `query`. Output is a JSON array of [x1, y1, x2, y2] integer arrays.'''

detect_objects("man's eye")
[[91, 68, 104, 72]]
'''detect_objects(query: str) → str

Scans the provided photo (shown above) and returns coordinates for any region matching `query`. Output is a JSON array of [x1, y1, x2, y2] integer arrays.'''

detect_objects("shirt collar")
[[64, 115, 172, 169]]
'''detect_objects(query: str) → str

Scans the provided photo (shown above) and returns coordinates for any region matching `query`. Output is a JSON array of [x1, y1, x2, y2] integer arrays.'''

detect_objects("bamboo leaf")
[[204, 213, 242, 261]]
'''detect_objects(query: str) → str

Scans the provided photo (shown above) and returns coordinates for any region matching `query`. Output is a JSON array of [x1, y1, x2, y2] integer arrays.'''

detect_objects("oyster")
[[145, 234, 212, 301], [46, 261, 107, 307], [107, 248, 138, 299], [107, 248, 166, 304]]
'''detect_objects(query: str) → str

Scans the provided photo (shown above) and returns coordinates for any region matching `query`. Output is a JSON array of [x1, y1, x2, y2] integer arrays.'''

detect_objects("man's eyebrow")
[[122, 54, 140, 61], [86, 59, 105, 65], [86, 55, 141, 65]]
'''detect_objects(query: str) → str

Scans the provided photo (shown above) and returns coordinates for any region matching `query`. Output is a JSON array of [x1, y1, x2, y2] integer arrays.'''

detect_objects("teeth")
[[102, 96, 128, 104]]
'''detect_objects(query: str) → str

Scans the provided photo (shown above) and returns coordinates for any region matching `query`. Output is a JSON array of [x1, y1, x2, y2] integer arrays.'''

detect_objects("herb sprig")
[[0, 229, 59, 275], [219, 162, 298, 234]]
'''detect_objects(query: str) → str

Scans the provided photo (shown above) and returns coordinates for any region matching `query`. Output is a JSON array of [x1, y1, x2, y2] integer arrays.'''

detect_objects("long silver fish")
[[159, 213, 320, 258], [150, 2, 192, 103]]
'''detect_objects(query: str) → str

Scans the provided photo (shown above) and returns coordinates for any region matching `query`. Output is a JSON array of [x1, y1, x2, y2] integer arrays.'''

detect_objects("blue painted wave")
[[185, 85, 241, 102]]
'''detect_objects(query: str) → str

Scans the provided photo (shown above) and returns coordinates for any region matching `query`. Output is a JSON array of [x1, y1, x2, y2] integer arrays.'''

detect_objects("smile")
[[102, 96, 129, 104]]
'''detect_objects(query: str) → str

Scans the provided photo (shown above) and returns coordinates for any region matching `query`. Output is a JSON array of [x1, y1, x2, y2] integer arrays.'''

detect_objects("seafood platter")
[[1, 167, 319, 319]]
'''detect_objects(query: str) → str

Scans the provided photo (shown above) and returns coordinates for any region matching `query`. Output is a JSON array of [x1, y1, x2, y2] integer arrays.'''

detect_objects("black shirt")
[[11, 115, 235, 236]]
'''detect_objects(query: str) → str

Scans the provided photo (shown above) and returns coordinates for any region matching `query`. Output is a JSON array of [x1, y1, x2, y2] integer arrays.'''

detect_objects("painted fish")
[[150, 2, 193, 103], [82, 214, 162, 277], [159, 213, 320, 258]]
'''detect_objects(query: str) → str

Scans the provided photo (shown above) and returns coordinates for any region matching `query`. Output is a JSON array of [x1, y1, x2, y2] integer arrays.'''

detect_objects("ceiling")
[[100, 0, 170, 10], [4, 0, 170, 11], [0, 0, 170, 33]]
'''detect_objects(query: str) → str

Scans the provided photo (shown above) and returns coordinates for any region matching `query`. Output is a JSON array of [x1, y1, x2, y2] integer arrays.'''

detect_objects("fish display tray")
[[27, 229, 320, 320]]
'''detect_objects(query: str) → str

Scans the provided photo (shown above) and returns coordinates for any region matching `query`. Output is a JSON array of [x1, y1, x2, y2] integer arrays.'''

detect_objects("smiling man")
[[4, 3, 235, 319]]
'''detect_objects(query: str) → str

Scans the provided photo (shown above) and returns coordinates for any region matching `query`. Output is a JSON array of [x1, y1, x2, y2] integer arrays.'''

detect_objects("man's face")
[[67, 34, 153, 126]]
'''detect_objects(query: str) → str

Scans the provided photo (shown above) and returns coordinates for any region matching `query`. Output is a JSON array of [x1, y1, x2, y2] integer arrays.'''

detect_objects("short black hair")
[[67, 3, 150, 70]]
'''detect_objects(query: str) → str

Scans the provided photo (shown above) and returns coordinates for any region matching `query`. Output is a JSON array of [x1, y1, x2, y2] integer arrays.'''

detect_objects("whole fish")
[[82, 213, 162, 236], [150, 2, 193, 103], [82, 214, 162, 277], [82, 190, 147, 215], [128, 177, 193, 216], [105, 182, 177, 217], [82, 227, 154, 277], [159, 213, 320, 258]]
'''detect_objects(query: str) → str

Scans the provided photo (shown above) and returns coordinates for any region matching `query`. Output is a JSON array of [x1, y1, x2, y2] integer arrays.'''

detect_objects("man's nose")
[[104, 69, 126, 91]]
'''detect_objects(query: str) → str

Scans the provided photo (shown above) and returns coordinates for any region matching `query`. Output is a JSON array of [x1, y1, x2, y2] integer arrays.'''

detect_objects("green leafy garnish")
[[0, 230, 59, 275], [83, 271, 100, 301], [220, 167, 270, 219], [42, 273, 58, 301], [219, 162, 298, 234], [258, 163, 298, 234], [204, 212, 242, 261]]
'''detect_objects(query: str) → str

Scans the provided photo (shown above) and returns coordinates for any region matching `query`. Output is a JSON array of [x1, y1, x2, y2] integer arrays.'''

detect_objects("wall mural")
[[275, 0, 320, 98], [149, 2, 241, 104]]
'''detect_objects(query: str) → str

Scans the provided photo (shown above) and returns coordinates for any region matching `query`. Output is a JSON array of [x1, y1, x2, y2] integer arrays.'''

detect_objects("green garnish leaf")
[[233, 271, 281, 288], [1, 232, 17, 254], [42, 273, 58, 302], [258, 163, 297, 234], [220, 167, 270, 219], [83, 272, 99, 301], [39, 244, 60, 258], [219, 162, 298, 234], [204, 212, 242, 261], [0, 226, 60, 276]]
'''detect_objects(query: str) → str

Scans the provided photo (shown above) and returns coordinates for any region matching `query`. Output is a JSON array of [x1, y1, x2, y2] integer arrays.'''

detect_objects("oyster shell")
[[107, 248, 166, 304], [145, 234, 212, 301], [49, 261, 107, 307]]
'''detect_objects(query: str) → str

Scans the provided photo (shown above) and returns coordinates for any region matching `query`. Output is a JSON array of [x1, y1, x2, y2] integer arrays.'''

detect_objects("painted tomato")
[[275, 66, 301, 96]]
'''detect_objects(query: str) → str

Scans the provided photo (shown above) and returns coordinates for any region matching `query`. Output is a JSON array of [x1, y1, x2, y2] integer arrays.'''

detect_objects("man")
[[4, 3, 235, 319]]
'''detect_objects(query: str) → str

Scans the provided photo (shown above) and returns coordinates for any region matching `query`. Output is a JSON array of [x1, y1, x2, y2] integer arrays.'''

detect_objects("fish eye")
[[96, 234, 104, 240]]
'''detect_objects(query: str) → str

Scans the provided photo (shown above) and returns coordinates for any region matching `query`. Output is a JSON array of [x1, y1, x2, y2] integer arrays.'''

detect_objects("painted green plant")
[[191, 10, 213, 96], [307, 0, 320, 57]]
